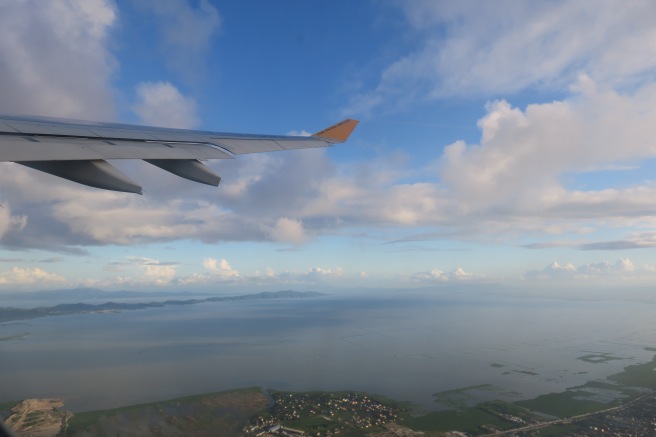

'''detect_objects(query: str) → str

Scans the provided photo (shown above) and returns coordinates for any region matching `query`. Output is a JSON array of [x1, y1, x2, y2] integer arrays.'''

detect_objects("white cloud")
[[202, 258, 239, 278], [0, 0, 117, 119], [0, 207, 27, 241], [347, 0, 656, 114], [143, 264, 177, 285], [413, 269, 449, 282], [176, 258, 240, 286], [132, 81, 199, 128], [524, 231, 656, 251], [253, 267, 275, 278], [413, 267, 476, 283], [436, 77, 656, 230], [286, 130, 312, 137], [126, 257, 179, 267], [90, 258, 357, 290], [0, 267, 66, 286], [98, 256, 180, 286], [307, 266, 344, 278], [259, 265, 346, 284], [523, 258, 655, 282], [269, 217, 306, 244]]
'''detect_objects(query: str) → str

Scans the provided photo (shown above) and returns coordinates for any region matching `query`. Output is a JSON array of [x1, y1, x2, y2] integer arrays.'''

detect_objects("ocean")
[[0, 287, 654, 412]]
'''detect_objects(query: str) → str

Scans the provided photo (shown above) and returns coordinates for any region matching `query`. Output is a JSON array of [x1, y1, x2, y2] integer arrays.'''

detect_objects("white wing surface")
[[0, 115, 358, 194]]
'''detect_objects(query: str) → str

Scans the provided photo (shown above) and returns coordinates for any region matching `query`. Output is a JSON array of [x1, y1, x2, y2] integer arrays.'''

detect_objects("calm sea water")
[[0, 289, 654, 412]]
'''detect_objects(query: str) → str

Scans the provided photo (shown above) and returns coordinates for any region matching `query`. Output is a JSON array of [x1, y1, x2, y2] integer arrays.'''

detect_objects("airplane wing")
[[0, 115, 359, 194]]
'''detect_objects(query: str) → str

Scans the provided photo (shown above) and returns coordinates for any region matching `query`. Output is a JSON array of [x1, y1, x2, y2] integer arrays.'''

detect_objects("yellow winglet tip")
[[312, 119, 359, 143]]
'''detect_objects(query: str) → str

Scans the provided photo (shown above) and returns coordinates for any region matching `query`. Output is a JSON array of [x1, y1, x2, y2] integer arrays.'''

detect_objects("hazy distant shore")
[[0, 290, 326, 323]]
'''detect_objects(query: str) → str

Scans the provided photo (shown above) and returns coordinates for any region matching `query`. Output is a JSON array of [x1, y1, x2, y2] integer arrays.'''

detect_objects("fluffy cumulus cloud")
[[303, 266, 345, 279], [439, 76, 656, 219], [275, 75, 656, 240], [0, 153, 331, 250], [132, 81, 199, 128], [202, 258, 239, 278], [176, 258, 240, 286], [97, 256, 180, 287], [269, 217, 306, 244], [523, 258, 656, 282], [413, 267, 476, 283], [174, 259, 350, 288], [0, 267, 66, 286], [347, 0, 656, 114]]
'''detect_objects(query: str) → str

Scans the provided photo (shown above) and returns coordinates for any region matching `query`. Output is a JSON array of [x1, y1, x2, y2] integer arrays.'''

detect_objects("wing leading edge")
[[0, 116, 358, 194]]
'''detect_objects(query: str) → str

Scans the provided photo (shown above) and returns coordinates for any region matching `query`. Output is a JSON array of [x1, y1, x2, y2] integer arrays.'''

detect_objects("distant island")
[[0, 290, 327, 323]]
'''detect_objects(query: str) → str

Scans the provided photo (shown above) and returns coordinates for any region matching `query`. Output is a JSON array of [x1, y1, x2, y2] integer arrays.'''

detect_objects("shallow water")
[[0, 290, 654, 412]]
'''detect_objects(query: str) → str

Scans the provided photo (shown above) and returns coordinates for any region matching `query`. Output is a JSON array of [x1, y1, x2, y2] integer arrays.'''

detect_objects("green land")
[[65, 387, 268, 436], [402, 400, 529, 434], [401, 349, 656, 435]]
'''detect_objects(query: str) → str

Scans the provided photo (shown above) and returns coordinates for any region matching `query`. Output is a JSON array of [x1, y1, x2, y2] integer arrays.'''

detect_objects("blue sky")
[[1, 0, 656, 292]]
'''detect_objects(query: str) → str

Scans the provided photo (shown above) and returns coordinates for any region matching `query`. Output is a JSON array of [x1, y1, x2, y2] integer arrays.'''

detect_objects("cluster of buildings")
[[491, 392, 656, 436], [566, 393, 656, 436], [242, 391, 403, 436]]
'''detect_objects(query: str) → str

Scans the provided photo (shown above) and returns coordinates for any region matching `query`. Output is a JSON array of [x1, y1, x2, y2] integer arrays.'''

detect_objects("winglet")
[[312, 119, 359, 143]]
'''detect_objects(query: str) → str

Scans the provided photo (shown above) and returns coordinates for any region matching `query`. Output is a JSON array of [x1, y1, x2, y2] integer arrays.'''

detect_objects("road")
[[482, 392, 653, 436]]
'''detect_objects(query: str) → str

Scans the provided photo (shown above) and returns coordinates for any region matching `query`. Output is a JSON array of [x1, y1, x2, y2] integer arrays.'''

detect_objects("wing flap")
[[18, 160, 143, 194], [146, 159, 221, 186]]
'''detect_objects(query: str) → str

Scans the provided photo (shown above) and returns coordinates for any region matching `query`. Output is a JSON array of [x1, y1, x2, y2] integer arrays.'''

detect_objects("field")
[[402, 405, 515, 434], [607, 354, 656, 389], [402, 350, 656, 434], [515, 390, 607, 418], [65, 387, 268, 437]]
